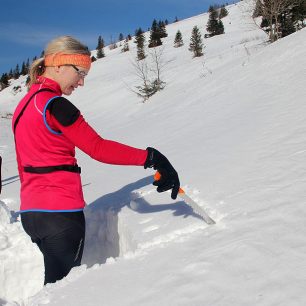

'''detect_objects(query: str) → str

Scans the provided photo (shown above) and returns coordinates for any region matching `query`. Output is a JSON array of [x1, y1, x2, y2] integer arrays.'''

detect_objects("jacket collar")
[[35, 76, 62, 95]]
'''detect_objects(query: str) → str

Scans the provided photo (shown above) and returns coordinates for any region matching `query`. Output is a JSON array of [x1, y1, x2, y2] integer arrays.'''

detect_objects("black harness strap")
[[13, 88, 55, 134], [24, 164, 81, 174], [14, 88, 81, 175]]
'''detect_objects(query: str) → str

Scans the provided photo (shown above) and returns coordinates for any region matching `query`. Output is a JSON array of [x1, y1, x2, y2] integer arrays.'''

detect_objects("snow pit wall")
[[82, 207, 136, 266], [0, 204, 135, 304]]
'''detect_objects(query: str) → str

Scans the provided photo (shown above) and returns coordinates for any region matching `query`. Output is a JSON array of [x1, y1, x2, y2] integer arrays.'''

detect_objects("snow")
[[1, 0, 306, 305]]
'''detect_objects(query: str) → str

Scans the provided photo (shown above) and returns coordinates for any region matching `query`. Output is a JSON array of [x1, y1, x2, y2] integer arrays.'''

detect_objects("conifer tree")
[[253, 0, 263, 17], [278, 0, 306, 37], [158, 20, 168, 38], [217, 20, 225, 35], [257, 0, 302, 42], [21, 59, 30, 76], [206, 5, 225, 36], [119, 33, 124, 42], [189, 26, 204, 57], [96, 35, 104, 50], [8, 69, 13, 80], [219, 5, 229, 18], [174, 30, 184, 47], [96, 35, 105, 58], [118, 33, 124, 46], [21, 61, 27, 75], [293, 0, 306, 29], [279, 9, 295, 37], [134, 28, 146, 60], [26, 58, 30, 73], [0, 73, 9, 88], [97, 47, 105, 58], [13, 64, 20, 79], [148, 19, 163, 48]]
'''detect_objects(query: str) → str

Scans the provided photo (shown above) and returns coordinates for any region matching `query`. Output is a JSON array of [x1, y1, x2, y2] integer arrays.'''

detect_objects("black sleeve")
[[47, 97, 80, 127]]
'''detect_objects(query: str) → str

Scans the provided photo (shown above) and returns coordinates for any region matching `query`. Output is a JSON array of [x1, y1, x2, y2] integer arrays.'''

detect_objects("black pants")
[[21, 211, 85, 285]]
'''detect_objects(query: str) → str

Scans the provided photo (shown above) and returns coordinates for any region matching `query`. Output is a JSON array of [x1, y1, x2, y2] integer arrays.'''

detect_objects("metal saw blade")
[[179, 192, 216, 225]]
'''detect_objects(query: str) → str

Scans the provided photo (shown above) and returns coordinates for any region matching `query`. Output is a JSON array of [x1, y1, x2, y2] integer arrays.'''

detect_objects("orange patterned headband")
[[44, 53, 91, 70]]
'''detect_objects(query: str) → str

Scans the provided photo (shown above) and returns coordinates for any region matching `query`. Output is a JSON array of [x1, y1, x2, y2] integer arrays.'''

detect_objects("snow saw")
[[154, 171, 215, 225]]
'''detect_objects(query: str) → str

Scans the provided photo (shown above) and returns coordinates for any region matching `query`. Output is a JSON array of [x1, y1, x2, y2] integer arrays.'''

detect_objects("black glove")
[[144, 147, 180, 199]]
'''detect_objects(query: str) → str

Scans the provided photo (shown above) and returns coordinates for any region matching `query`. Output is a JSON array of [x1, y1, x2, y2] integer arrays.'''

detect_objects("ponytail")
[[28, 58, 45, 88]]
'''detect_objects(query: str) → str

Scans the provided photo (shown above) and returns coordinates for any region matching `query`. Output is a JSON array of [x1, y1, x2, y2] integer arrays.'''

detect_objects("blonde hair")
[[28, 36, 91, 88]]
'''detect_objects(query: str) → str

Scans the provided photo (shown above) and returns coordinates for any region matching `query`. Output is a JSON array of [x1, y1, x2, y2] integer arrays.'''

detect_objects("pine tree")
[[134, 28, 146, 60], [119, 33, 124, 42], [148, 19, 163, 48], [21, 59, 30, 76], [253, 0, 263, 18], [189, 26, 204, 57], [13, 64, 20, 79], [0, 73, 9, 88], [8, 69, 13, 80], [291, 0, 306, 30], [96, 35, 104, 50], [26, 58, 30, 73], [260, 17, 269, 28], [96, 35, 105, 58], [217, 20, 225, 35], [279, 0, 306, 38], [21, 61, 27, 75], [158, 20, 168, 38], [207, 6, 224, 37], [97, 47, 105, 58], [258, 0, 301, 42], [206, 6, 219, 36], [219, 5, 229, 18], [174, 30, 184, 47], [279, 9, 295, 37]]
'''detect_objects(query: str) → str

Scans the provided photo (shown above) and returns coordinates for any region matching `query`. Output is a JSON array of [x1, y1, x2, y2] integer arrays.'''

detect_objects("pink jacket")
[[13, 77, 147, 212]]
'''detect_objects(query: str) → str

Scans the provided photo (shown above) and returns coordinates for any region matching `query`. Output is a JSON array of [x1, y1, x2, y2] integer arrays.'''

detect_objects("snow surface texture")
[[1, 0, 306, 304]]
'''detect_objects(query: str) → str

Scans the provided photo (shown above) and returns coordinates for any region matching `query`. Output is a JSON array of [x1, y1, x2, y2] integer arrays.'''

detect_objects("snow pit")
[[0, 202, 133, 304]]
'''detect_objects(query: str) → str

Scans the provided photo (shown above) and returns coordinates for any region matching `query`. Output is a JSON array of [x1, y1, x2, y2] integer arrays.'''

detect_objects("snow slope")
[[1, 0, 306, 305]]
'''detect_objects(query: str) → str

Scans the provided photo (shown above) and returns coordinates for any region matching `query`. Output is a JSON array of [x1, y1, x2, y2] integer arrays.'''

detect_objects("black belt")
[[24, 164, 81, 174]]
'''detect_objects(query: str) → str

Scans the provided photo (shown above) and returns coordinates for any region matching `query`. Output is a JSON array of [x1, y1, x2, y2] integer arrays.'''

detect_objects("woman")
[[12, 36, 180, 285]]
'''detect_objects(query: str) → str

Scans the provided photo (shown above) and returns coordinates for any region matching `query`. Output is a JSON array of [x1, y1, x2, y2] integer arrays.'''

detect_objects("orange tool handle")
[[154, 171, 184, 194]]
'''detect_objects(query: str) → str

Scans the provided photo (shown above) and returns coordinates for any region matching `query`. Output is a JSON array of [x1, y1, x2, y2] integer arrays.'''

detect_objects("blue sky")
[[0, 0, 226, 75]]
